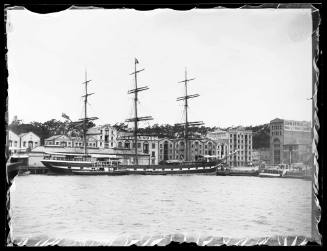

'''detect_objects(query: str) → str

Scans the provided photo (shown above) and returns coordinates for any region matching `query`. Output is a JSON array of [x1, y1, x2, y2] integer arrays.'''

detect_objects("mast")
[[176, 68, 203, 161], [69, 70, 98, 158], [126, 58, 153, 165], [81, 70, 98, 157]]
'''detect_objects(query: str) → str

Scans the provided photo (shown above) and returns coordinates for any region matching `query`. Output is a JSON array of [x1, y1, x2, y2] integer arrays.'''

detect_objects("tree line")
[[8, 118, 270, 149]]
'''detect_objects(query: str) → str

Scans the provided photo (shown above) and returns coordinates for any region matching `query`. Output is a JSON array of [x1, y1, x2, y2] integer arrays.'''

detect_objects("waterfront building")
[[159, 138, 217, 162], [19, 132, 41, 150], [8, 130, 41, 153], [158, 138, 175, 162], [270, 118, 312, 165], [117, 133, 159, 165], [8, 130, 20, 153], [227, 127, 253, 167], [95, 124, 120, 149], [44, 134, 99, 149]]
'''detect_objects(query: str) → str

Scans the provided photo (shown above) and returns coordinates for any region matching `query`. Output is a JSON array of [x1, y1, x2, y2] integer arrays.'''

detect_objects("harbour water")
[[8, 175, 312, 245]]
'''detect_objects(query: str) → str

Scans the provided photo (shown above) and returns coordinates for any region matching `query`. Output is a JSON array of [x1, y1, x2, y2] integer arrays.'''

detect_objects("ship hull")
[[258, 173, 282, 178], [124, 163, 217, 175], [216, 171, 259, 176], [41, 160, 218, 175]]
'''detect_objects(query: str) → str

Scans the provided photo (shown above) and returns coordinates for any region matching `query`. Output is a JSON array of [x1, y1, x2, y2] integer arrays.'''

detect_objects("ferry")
[[41, 152, 129, 175], [281, 163, 312, 180]]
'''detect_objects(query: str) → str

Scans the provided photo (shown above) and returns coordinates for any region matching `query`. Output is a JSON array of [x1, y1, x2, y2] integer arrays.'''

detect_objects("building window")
[[138, 143, 141, 148], [23, 141, 26, 147], [56, 142, 59, 145], [160, 144, 163, 148], [152, 151, 155, 157], [152, 143, 155, 149]]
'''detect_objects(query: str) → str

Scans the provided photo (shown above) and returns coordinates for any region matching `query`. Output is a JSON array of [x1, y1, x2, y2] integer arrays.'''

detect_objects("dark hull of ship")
[[41, 160, 218, 175]]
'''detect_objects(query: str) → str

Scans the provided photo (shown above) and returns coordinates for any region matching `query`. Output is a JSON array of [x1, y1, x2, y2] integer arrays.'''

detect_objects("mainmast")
[[176, 68, 203, 161], [126, 58, 153, 165]]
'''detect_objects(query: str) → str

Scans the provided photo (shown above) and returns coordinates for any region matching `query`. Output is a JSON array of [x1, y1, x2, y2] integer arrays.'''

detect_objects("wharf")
[[19, 166, 48, 174]]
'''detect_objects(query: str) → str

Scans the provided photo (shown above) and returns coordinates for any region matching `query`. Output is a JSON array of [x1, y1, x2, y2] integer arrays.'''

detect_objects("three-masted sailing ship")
[[41, 59, 237, 175], [41, 71, 129, 175]]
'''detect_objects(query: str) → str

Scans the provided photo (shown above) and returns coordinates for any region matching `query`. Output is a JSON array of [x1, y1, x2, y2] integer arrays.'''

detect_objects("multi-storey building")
[[206, 129, 230, 159], [270, 118, 312, 165], [227, 127, 253, 167], [157, 138, 217, 163], [95, 124, 120, 149], [116, 134, 159, 165]]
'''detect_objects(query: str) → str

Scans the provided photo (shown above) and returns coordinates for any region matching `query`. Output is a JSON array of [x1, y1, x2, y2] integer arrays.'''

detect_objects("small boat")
[[282, 168, 312, 180], [258, 167, 285, 178], [216, 166, 259, 176]]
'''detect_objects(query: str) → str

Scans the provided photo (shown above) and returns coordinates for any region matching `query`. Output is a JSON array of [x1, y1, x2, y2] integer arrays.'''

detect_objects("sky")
[[6, 8, 313, 128]]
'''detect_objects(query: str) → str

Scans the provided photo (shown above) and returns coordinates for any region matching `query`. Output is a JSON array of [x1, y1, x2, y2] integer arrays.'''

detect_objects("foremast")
[[176, 69, 203, 161], [71, 70, 98, 159], [126, 58, 153, 165]]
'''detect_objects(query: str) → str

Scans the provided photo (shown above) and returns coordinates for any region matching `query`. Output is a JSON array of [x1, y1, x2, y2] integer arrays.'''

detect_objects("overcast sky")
[[7, 8, 313, 128]]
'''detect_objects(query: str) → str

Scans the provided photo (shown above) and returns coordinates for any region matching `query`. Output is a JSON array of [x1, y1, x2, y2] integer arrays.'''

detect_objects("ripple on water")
[[9, 176, 312, 242]]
